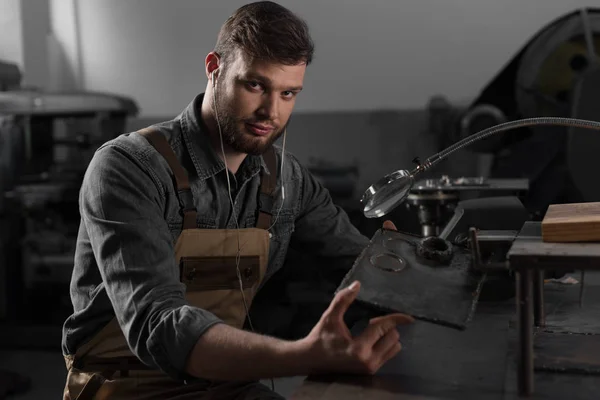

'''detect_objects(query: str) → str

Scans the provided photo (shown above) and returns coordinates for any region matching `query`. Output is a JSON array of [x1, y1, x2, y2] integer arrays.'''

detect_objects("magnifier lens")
[[361, 170, 414, 218]]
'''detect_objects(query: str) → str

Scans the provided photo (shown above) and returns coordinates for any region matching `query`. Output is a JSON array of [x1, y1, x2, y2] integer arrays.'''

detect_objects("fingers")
[[324, 281, 361, 322], [382, 220, 397, 231], [371, 327, 400, 358], [369, 313, 414, 326], [381, 340, 403, 367], [355, 324, 403, 375], [358, 313, 414, 348]]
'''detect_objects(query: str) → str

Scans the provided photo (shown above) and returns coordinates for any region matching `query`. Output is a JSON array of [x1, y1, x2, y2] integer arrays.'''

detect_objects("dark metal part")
[[412, 177, 529, 193], [468, 227, 511, 271], [407, 178, 528, 237], [534, 269, 546, 327], [475, 230, 520, 242], [441, 196, 529, 246], [580, 270, 586, 308], [406, 191, 458, 237], [416, 236, 453, 264], [338, 228, 485, 330], [516, 269, 534, 396], [469, 227, 483, 268]]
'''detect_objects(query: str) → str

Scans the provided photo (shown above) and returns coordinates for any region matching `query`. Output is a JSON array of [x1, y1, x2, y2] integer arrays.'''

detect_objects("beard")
[[214, 93, 285, 156]]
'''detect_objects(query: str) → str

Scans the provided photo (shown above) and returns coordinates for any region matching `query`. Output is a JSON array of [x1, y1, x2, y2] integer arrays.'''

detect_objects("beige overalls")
[[62, 128, 278, 399]]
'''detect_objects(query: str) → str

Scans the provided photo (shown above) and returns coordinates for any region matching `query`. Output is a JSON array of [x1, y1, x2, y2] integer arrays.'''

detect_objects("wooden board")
[[542, 202, 600, 243]]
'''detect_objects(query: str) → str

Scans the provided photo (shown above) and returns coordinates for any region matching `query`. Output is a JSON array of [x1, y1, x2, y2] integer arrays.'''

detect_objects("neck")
[[200, 88, 247, 174]]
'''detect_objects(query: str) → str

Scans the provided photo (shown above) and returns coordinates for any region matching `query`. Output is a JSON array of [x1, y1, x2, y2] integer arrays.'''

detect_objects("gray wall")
[[0, 0, 23, 71], [70, 0, 595, 196], [0, 0, 49, 89], [71, 0, 595, 116], [3, 0, 597, 202]]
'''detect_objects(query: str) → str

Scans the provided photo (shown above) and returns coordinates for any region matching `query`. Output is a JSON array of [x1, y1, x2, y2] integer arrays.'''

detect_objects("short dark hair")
[[214, 1, 314, 66]]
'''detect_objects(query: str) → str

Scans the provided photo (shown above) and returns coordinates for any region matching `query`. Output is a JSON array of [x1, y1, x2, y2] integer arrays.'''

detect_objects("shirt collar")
[[178, 93, 270, 180]]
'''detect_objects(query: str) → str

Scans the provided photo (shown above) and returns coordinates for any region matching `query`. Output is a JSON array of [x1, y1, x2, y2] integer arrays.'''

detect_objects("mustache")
[[242, 118, 278, 128], [241, 118, 278, 126]]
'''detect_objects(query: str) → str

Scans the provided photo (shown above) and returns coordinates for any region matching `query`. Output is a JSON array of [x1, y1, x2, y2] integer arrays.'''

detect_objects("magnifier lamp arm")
[[361, 117, 600, 219], [418, 117, 600, 173]]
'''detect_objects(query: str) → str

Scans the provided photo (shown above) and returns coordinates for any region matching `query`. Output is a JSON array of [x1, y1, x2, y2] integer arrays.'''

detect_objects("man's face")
[[212, 50, 306, 156]]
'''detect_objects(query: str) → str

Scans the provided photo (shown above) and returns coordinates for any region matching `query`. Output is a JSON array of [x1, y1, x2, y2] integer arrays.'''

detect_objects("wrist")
[[285, 335, 319, 376]]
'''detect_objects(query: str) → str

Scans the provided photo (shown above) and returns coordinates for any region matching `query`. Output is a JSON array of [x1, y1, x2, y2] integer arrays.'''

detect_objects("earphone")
[[211, 63, 280, 392], [211, 66, 286, 206]]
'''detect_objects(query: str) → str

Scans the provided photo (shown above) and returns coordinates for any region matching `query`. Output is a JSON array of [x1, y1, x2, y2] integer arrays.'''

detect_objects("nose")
[[257, 92, 279, 122]]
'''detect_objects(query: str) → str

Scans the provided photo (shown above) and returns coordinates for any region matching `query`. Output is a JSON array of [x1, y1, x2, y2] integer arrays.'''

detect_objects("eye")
[[246, 81, 263, 91], [282, 91, 296, 99]]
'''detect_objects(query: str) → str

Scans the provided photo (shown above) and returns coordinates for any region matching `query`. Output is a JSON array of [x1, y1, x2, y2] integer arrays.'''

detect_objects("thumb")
[[326, 281, 361, 321], [383, 220, 397, 231]]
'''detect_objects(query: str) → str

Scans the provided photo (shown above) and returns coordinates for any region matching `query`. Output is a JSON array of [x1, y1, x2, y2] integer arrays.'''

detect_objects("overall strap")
[[138, 128, 198, 230], [257, 146, 278, 230]]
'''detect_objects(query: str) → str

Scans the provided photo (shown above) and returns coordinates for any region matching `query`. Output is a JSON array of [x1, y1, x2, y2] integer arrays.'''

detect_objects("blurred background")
[[1, 0, 600, 398]]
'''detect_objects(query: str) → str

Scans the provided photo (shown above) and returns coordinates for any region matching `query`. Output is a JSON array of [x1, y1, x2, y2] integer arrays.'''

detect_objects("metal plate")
[[337, 229, 486, 330]]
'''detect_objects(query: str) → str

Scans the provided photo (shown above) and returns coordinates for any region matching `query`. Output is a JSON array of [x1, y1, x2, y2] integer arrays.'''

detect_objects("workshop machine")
[[410, 6, 600, 238], [0, 61, 138, 342], [405, 175, 528, 237], [340, 8, 600, 398]]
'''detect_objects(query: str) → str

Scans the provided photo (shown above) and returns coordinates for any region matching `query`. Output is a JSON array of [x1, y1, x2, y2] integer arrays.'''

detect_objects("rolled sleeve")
[[80, 145, 222, 379]]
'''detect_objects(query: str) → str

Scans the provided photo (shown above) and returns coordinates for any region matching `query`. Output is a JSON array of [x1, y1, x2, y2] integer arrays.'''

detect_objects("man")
[[62, 2, 413, 399]]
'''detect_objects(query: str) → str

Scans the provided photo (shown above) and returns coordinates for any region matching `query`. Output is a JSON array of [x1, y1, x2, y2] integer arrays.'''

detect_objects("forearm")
[[185, 323, 314, 381]]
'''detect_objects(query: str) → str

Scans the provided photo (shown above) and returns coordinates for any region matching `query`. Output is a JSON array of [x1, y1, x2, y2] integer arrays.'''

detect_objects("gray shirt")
[[61, 93, 370, 380]]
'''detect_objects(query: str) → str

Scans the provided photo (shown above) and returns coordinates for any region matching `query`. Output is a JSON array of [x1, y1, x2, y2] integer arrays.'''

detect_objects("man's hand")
[[184, 218, 411, 381], [302, 280, 414, 375]]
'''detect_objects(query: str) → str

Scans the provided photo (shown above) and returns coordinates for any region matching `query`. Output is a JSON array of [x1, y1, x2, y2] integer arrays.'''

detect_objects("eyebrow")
[[244, 73, 303, 92]]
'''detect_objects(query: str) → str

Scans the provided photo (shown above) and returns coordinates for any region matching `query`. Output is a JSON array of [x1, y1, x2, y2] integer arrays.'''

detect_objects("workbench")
[[291, 222, 600, 399]]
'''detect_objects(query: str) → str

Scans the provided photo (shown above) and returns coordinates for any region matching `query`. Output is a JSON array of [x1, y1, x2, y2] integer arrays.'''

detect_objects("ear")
[[205, 52, 221, 82]]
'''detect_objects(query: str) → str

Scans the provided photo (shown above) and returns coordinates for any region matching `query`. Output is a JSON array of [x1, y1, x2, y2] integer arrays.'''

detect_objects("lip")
[[246, 122, 274, 136]]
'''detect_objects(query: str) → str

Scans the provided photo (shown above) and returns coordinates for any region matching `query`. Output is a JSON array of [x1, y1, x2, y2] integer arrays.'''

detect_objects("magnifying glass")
[[361, 117, 600, 219]]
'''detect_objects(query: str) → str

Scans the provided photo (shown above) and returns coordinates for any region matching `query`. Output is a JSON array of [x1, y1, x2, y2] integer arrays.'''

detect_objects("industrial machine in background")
[[353, 8, 600, 397], [405, 175, 528, 237], [0, 60, 21, 91], [421, 8, 600, 228], [0, 60, 138, 346]]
